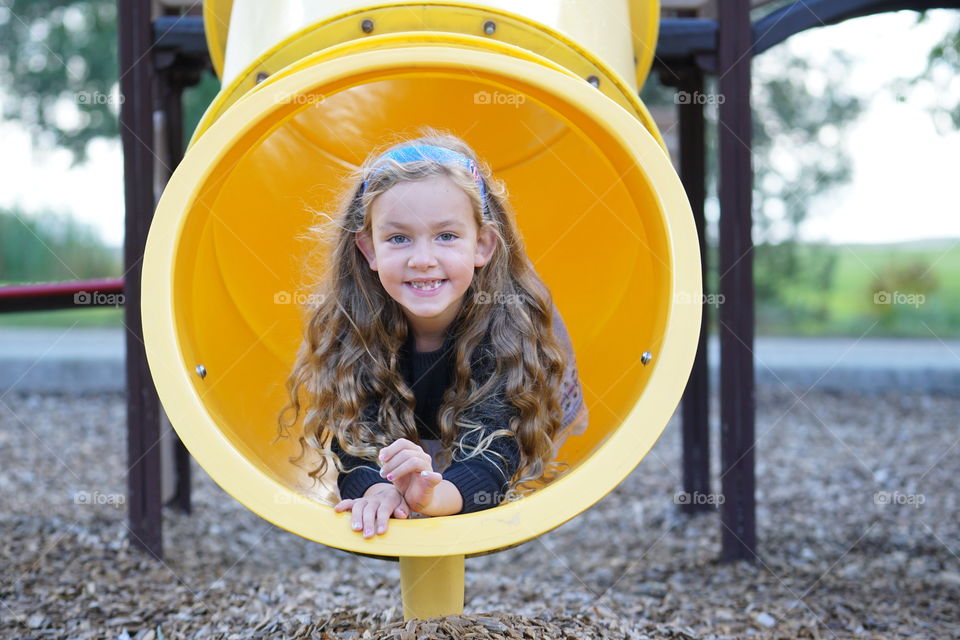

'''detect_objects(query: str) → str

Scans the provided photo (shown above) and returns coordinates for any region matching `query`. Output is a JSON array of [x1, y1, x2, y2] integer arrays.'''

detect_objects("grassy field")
[[688, 238, 960, 338], [784, 239, 959, 338], [2, 239, 958, 337], [0, 305, 124, 328]]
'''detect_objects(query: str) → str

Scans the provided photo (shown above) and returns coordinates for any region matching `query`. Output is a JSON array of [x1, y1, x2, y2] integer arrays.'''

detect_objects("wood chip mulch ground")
[[1, 386, 958, 639]]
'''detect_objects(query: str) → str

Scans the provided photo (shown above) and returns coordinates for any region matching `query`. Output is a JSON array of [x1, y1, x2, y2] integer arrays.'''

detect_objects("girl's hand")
[[334, 484, 409, 539], [378, 438, 444, 513]]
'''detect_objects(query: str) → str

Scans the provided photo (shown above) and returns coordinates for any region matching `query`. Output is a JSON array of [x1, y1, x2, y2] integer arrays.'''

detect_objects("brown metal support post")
[[717, 0, 757, 561], [677, 63, 712, 514], [118, 0, 164, 559]]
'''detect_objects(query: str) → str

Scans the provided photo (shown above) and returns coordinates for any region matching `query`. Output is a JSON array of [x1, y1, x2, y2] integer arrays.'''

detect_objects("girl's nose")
[[408, 243, 438, 267]]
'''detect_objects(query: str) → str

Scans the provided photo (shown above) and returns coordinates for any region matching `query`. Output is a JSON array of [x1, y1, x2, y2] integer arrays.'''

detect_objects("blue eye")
[[387, 233, 456, 244]]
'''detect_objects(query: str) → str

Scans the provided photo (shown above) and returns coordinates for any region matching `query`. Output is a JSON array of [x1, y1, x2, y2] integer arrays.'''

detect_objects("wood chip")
[[1, 389, 958, 638]]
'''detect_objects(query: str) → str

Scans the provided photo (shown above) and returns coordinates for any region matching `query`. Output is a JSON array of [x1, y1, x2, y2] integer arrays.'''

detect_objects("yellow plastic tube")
[[198, 0, 665, 149], [145, 0, 699, 620]]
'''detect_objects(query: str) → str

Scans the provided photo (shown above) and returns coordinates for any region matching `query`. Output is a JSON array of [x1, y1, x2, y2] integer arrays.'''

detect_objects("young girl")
[[277, 128, 588, 540]]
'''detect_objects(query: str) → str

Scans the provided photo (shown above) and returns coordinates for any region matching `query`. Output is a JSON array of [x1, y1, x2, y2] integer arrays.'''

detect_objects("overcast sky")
[[0, 8, 957, 249]]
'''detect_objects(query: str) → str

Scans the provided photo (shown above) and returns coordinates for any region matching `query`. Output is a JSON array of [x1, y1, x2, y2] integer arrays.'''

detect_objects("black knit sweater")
[[331, 326, 521, 514]]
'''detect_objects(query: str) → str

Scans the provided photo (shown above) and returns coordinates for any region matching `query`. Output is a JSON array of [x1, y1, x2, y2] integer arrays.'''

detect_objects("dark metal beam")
[[153, 15, 208, 57], [753, 0, 960, 55], [658, 18, 718, 60], [146, 4, 960, 71], [671, 64, 713, 516], [657, 1, 960, 63], [717, 0, 758, 562], [118, 0, 164, 560]]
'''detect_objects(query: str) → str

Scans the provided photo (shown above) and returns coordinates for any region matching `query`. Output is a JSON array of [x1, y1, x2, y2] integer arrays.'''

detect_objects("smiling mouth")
[[406, 279, 446, 291]]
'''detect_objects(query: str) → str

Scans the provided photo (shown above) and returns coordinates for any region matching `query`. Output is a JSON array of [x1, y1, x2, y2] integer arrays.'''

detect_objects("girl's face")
[[356, 175, 496, 346]]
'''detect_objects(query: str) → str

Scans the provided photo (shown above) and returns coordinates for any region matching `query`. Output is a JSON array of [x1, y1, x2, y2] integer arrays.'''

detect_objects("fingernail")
[[398, 510, 405, 517], [377, 525, 385, 533], [379, 469, 386, 477], [386, 474, 394, 481], [353, 522, 361, 530], [364, 529, 372, 536], [421, 471, 430, 477]]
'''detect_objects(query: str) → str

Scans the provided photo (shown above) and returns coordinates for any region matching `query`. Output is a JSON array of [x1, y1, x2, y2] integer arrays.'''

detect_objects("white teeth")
[[409, 280, 443, 290]]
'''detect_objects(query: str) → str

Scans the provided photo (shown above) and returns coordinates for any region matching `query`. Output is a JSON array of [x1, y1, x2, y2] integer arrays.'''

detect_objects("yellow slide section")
[[145, 0, 700, 618]]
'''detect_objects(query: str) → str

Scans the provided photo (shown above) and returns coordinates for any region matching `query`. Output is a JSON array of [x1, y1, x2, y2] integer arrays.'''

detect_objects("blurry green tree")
[[0, 208, 120, 283], [0, 0, 218, 167]]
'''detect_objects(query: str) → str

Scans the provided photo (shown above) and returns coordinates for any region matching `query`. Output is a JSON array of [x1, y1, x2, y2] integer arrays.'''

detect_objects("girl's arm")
[[330, 435, 392, 500], [376, 431, 519, 516], [439, 428, 521, 514], [435, 348, 524, 514], [373, 439, 465, 516], [408, 478, 464, 516]]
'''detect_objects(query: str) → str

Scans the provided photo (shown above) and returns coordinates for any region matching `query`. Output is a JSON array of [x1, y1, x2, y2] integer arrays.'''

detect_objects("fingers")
[[342, 493, 408, 538], [379, 447, 432, 482], [413, 470, 443, 487], [394, 495, 410, 519], [382, 457, 431, 483], [377, 438, 423, 468], [403, 471, 443, 514], [359, 500, 380, 538], [374, 501, 394, 535]]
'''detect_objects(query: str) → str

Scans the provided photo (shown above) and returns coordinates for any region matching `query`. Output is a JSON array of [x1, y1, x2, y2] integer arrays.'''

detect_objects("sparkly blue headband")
[[359, 144, 490, 218]]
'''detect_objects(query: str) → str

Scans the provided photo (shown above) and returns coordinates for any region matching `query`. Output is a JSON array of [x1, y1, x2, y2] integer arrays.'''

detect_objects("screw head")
[[587, 75, 600, 88], [255, 71, 268, 84], [641, 351, 653, 366], [483, 20, 496, 35], [361, 18, 374, 33], [195, 364, 207, 379]]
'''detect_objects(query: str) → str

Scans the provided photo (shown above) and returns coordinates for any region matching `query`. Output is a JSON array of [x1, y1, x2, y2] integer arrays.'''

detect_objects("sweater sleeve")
[[443, 431, 520, 514], [442, 375, 522, 514], [330, 435, 392, 501]]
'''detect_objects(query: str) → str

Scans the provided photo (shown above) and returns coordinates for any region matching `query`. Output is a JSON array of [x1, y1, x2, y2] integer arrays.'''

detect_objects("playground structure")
[[0, 0, 947, 624], [140, 0, 702, 619]]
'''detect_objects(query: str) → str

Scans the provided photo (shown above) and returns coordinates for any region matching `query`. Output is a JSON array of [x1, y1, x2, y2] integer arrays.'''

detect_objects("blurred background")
[[0, 1, 958, 339]]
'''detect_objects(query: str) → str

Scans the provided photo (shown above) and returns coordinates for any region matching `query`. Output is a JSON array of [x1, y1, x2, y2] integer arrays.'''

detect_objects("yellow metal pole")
[[399, 555, 465, 620]]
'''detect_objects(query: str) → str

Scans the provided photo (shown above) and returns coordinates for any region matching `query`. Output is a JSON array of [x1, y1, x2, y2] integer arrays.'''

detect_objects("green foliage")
[[754, 241, 839, 335], [750, 53, 863, 244], [0, 0, 221, 163], [745, 49, 860, 332], [901, 11, 960, 132], [639, 71, 676, 109], [0, 207, 120, 282], [0, 0, 119, 167], [757, 242, 960, 338], [0, 306, 123, 327], [866, 260, 940, 333], [182, 70, 222, 146]]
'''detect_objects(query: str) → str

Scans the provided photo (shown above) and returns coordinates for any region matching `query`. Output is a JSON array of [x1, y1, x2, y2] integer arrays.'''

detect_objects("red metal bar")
[[0, 278, 125, 312]]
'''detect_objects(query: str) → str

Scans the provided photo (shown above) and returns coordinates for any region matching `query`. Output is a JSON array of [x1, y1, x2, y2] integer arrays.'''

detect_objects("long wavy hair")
[[276, 126, 570, 506]]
